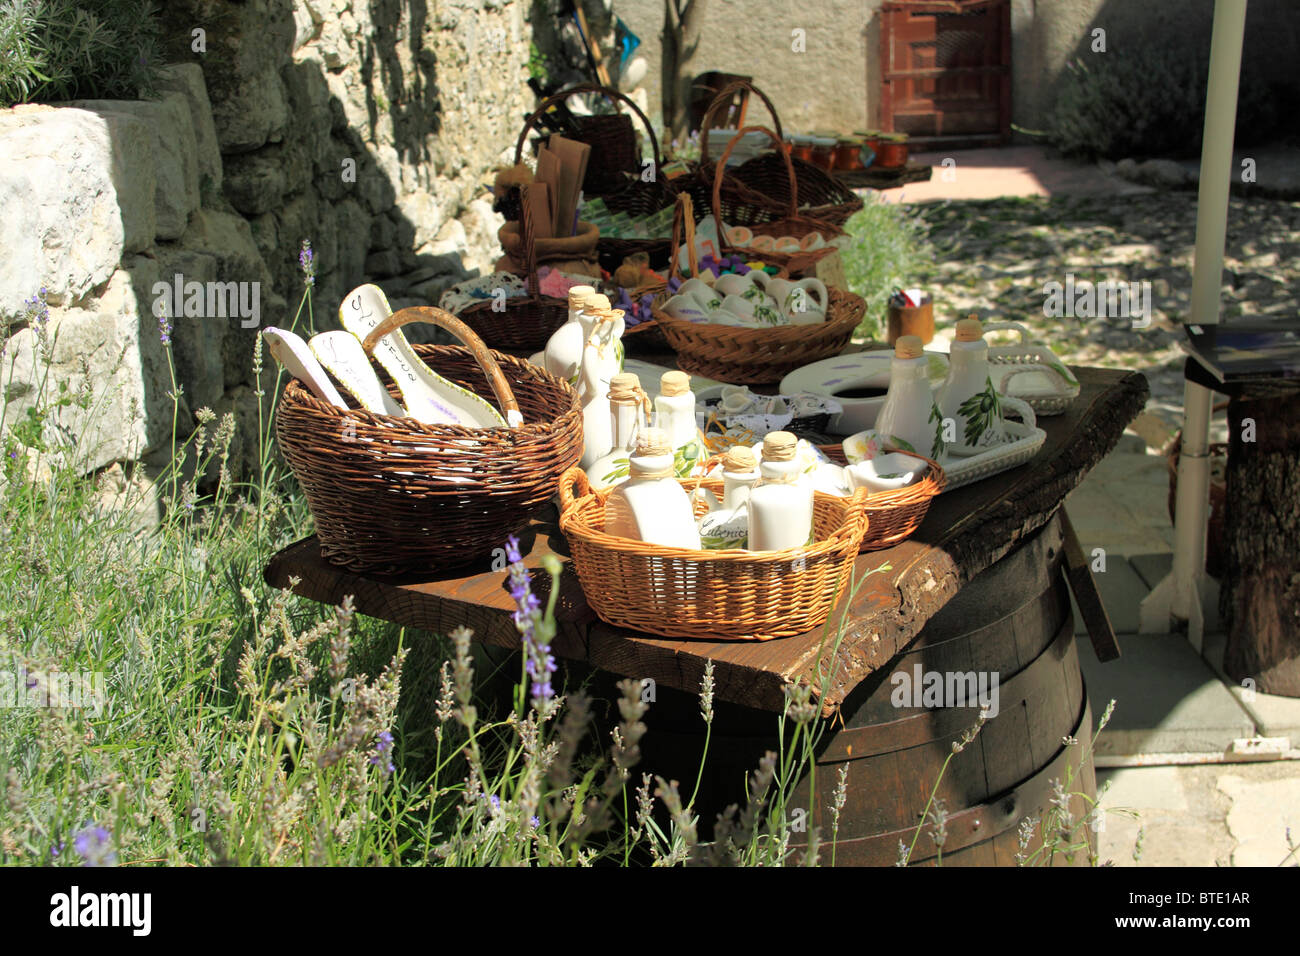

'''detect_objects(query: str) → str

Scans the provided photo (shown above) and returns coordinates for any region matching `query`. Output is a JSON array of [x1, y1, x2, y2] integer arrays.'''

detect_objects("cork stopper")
[[608, 372, 642, 404], [586, 293, 611, 311], [589, 307, 624, 326], [894, 335, 924, 359], [955, 317, 984, 342], [659, 370, 691, 397], [762, 431, 798, 462], [722, 446, 758, 473], [634, 427, 673, 458], [568, 285, 596, 310]]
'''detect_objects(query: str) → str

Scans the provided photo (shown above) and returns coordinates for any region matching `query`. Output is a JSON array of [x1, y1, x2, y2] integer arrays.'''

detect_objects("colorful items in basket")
[[662, 271, 829, 328], [439, 268, 595, 316], [696, 385, 841, 449], [581, 196, 676, 240]]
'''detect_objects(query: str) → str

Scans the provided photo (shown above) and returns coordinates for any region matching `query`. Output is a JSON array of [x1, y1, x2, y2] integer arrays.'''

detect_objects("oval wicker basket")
[[277, 307, 584, 573], [820, 444, 946, 550], [558, 467, 869, 640], [457, 184, 570, 354]]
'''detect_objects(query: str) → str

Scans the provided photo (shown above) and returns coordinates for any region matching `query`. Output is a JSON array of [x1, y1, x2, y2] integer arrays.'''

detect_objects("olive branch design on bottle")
[[956, 377, 1003, 448], [928, 401, 947, 458]]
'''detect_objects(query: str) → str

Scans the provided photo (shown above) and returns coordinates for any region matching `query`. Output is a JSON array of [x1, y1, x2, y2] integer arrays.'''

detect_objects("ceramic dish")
[[780, 350, 950, 435], [843, 422, 1046, 493]]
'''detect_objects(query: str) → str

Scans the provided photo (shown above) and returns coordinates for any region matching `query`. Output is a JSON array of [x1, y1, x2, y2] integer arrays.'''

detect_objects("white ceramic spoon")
[[262, 327, 348, 410], [338, 284, 509, 428], [308, 331, 406, 417]]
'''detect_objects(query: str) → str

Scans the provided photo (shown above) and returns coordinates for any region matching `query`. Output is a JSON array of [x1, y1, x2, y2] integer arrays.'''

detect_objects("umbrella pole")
[[1138, 0, 1248, 650]]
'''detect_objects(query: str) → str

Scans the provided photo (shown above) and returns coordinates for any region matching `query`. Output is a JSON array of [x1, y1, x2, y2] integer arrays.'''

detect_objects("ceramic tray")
[[779, 350, 950, 435], [939, 421, 1047, 492]]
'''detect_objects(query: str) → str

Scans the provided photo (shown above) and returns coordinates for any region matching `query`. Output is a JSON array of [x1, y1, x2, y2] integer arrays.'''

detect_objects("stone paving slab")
[[1217, 771, 1300, 866], [1080, 635, 1255, 756], [1202, 629, 1300, 745], [1070, 555, 1149, 637]]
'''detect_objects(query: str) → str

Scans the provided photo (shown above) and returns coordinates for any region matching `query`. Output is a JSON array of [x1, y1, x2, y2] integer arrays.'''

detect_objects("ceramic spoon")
[[307, 331, 407, 417], [338, 284, 509, 428], [262, 327, 349, 410]]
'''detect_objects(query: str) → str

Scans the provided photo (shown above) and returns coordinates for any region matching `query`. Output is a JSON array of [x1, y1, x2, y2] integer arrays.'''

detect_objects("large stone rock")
[[156, 64, 223, 193], [1136, 159, 1192, 189], [1, 262, 173, 474], [0, 106, 155, 313], [149, 247, 225, 415]]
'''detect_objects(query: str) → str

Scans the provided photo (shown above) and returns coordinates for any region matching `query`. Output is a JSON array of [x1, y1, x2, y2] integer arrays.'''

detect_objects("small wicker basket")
[[820, 445, 946, 550], [558, 467, 869, 640], [276, 307, 584, 573]]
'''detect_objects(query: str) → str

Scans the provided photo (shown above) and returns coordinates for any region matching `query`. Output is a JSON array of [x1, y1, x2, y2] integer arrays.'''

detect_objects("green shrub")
[[0, 0, 162, 108], [1049, 36, 1277, 161], [839, 193, 935, 339]]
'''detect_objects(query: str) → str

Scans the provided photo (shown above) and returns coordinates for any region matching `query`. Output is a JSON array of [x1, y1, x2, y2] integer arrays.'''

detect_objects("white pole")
[[1140, 0, 1248, 646]]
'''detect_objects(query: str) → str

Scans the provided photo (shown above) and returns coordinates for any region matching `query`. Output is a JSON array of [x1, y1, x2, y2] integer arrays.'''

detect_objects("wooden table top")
[[265, 366, 1148, 716]]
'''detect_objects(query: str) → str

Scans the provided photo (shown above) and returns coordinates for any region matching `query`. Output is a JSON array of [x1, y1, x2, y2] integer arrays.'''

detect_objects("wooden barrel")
[[625, 511, 1096, 865]]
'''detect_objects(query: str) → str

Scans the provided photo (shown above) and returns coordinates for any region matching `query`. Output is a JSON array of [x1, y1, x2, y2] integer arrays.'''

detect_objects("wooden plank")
[[1059, 507, 1121, 662], [265, 366, 1148, 717]]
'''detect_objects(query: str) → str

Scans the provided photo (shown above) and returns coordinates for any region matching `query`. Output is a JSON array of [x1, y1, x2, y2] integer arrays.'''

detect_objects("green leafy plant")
[[839, 194, 934, 340], [0, 0, 162, 108]]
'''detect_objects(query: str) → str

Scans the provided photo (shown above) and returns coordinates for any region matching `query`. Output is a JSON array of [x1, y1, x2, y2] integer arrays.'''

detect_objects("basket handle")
[[668, 192, 700, 282], [360, 305, 523, 424], [514, 82, 664, 177], [698, 80, 784, 165], [558, 465, 592, 513], [712, 125, 799, 234]]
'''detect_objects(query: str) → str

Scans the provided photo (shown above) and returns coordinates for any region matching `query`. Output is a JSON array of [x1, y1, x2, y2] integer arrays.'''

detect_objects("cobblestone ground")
[[910, 193, 1300, 433]]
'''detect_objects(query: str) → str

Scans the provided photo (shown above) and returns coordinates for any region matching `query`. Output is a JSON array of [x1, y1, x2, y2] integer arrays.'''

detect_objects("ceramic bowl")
[[845, 453, 923, 493]]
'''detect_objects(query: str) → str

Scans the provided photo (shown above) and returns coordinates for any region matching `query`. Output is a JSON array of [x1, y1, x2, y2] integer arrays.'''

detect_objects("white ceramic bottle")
[[937, 316, 1037, 456], [873, 335, 945, 461], [585, 372, 649, 490], [654, 370, 704, 475], [747, 431, 814, 551], [696, 445, 759, 549], [534, 284, 597, 384], [603, 428, 702, 549], [578, 305, 626, 469]]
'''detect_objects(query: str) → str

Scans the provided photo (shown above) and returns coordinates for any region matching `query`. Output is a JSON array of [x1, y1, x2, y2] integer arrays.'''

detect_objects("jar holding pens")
[[886, 287, 934, 346]]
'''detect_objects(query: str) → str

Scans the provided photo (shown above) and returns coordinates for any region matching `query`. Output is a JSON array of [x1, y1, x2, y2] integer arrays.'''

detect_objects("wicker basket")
[[680, 80, 863, 228], [558, 467, 869, 640], [709, 125, 845, 276], [820, 445, 946, 550], [277, 307, 584, 573], [457, 185, 570, 354], [516, 83, 677, 272]]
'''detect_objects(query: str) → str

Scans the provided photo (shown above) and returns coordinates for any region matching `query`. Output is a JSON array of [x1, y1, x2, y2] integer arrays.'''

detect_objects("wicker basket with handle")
[[651, 195, 864, 384], [558, 467, 869, 640], [276, 307, 584, 573]]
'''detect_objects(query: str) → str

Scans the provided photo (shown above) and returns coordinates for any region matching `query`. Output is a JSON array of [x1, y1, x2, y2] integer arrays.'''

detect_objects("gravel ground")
[[909, 193, 1300, 433]]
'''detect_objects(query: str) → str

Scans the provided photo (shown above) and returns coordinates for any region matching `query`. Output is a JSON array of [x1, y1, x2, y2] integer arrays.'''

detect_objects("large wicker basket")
[[456, 185, 571, 354], [821, 445, 946, 550], [515, 83, 678, 273], [558, 468, 869, 640], [277, 307, 584, 573], [679, 80, 863, 228]]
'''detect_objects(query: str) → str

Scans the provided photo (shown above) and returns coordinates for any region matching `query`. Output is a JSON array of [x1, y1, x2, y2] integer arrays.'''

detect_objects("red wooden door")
[[881, 0, 1011, 145]]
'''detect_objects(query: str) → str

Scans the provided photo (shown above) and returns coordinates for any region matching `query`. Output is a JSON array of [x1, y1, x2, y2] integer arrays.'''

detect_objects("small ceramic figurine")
[[874, 335, 946, 460], [747, 431, 814, 551], [585, 372, 650, 491], [936, 317, 1037, 456], [696, 445, 759, 549], [603, 428, 702, 549]]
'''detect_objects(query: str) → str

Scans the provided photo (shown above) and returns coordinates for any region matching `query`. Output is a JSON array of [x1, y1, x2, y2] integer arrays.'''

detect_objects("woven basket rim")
[[651, 287, 865, 347]]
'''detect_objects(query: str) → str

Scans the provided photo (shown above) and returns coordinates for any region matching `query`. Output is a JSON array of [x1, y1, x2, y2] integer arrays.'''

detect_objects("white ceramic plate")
[[780, 350, 949, 436]]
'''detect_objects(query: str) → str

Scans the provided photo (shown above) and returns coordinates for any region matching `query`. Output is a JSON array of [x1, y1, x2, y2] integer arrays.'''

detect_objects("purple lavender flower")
[[504, 535, 557, 704], [158, 307, 172, 346], [368, 730, 395, 774], [22, 288, 49, 326], [72, 823, 116, 867], [299, 239, 316, 288]]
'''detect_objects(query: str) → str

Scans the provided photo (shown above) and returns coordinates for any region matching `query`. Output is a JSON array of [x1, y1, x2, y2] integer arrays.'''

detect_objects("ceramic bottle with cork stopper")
[[534, 284, 596, 384], [585, 371, 650, 490], [578, 301, 626, 469], [747, 431, 814, 552], [937, 316, 1036, 456], [603, 428, 702, 549], [696, 444, 759, 549], [654, 370, 704, 476], [873, 334, 945, 461]]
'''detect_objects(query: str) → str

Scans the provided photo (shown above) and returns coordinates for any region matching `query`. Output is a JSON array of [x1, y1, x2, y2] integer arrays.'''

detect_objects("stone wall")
[[0, 0, 533, 495]]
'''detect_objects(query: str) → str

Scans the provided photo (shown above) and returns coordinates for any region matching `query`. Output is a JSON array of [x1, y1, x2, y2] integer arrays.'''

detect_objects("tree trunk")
[[1221, 387, 1300, 697], [662, 0, 709, 143]]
